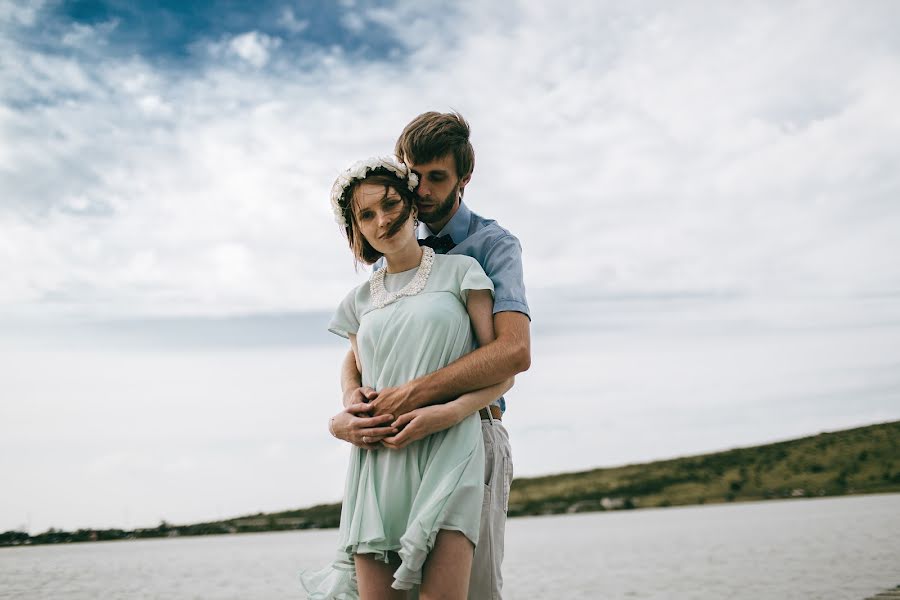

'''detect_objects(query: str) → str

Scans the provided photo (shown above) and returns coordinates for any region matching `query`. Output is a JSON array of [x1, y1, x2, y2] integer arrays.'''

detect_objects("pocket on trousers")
[[483, 443, 494, 488], [482, 434, 495, 488], [501, 456, 513, 513]]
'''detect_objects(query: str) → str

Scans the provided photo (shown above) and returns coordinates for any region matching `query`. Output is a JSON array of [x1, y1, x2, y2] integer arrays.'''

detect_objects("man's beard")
[[418, 182, 459, 228]]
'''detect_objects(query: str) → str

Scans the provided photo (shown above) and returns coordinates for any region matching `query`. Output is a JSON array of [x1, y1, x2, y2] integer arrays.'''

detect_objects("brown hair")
[[394, 111, 475, 179], [338, 171, 417, 265]]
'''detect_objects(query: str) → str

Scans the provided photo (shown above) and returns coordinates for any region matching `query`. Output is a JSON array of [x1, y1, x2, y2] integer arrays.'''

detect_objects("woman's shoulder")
[[431, 253, 475, 279], [430, 254, 489, 290], [339, 276, 373, 306], [434, 253, 480, 271]]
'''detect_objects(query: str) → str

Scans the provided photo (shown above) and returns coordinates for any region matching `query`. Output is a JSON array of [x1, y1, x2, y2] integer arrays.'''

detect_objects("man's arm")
[[381, 376, 514, 450], [370, 310, 530, 417]]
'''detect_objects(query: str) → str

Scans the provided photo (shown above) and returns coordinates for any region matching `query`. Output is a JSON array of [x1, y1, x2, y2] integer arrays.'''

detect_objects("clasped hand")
[[330, 386, 458, 450]]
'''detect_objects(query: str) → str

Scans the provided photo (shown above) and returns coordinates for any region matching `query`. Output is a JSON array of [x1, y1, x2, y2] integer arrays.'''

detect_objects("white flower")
[[329, 155, 418, 228]]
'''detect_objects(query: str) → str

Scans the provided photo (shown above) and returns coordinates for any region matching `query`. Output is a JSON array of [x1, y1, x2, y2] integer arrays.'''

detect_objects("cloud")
[[0, 0, 44, 26], [340, 12, 365, 34], [225, 30, 282, 68], [60, 18, 119, 48], [278, 7, 309, 34], [0, 1, 898, 321]]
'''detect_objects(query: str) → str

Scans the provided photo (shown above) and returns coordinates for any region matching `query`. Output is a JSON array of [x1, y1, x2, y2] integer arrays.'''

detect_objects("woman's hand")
[[330, 403, 398, 450], [381, 405, 460, 450]]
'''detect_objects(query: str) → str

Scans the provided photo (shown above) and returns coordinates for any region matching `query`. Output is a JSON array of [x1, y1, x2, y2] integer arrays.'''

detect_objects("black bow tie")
[[418, 235, 456, 254]]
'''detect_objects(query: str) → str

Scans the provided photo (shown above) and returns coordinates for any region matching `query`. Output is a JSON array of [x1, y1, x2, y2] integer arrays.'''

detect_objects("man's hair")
[[340, 172, 416, 265], [395, 111, 475, 179]]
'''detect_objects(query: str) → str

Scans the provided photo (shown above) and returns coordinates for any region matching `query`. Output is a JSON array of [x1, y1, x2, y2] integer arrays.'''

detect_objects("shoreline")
[[4, 489, 898, 549]]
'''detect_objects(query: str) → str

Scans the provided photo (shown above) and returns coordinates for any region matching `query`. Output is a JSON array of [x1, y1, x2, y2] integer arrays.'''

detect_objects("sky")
[[1, 0, 899, 534]]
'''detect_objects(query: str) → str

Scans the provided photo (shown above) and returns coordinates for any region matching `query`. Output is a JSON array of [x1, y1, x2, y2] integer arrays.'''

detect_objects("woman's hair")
[[338, 170, 417, 265]]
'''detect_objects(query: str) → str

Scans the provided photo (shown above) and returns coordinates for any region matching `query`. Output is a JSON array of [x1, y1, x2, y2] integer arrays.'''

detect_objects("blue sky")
[[1, 0, 899, 533], [26, 0, 405, 62]]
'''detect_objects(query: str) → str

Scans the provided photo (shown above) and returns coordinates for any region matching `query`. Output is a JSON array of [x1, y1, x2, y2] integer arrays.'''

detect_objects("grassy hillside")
[[508, 420, 900, 516]]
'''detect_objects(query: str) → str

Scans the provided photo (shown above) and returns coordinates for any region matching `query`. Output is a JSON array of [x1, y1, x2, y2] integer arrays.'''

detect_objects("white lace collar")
[[369, 247, 435, 309]]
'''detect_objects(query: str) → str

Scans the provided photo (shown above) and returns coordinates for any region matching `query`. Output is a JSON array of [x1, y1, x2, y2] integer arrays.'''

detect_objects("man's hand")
[[343, 385, 378, 408], [369, 383, 416, 418], [381, 405, 459, 450], [330, 403, 397, 450]]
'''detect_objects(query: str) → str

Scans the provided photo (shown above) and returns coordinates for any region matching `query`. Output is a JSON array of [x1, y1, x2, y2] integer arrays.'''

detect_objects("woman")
[[301, 156, 512, 599]]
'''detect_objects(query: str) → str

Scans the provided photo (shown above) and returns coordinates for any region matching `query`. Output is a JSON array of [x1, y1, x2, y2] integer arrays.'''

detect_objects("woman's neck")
[[383, 240, 424, 273]]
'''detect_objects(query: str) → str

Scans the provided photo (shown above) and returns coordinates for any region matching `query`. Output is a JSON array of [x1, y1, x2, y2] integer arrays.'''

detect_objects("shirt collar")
[[418, 201, 472, 244]]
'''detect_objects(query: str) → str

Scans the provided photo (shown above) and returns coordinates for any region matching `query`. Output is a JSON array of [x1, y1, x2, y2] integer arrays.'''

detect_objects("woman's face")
[[352, 182, 415, 255]]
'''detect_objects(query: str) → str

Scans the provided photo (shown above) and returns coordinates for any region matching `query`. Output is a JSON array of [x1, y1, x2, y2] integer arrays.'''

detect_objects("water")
[[2, 494, 898, 599]]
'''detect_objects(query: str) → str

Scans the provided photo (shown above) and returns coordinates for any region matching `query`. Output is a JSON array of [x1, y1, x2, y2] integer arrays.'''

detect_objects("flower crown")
[[330, 155, 419, 228]]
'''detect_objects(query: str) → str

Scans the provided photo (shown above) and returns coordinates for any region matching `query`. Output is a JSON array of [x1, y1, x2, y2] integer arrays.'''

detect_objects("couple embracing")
[[301, 111, 531, 600]]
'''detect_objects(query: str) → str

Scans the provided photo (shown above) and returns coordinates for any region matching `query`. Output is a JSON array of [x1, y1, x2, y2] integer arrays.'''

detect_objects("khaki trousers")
[[468, 418, 513, 600], [407, 418, 512, 599]]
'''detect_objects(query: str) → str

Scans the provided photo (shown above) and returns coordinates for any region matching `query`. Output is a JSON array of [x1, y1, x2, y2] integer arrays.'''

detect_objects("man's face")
[[405, 154, 470, 228]]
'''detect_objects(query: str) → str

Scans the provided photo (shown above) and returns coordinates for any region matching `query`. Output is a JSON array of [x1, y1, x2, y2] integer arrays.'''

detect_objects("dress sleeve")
[[327, 287, 360, 339], [459, 256, 494, 305]]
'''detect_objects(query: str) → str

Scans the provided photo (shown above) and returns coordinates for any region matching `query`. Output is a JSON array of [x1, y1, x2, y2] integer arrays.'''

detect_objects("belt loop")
[[479, 405, 501, 422]]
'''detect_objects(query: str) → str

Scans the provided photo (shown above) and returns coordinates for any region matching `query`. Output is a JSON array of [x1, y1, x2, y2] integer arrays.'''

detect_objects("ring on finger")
[[362, 436, 369, 444]]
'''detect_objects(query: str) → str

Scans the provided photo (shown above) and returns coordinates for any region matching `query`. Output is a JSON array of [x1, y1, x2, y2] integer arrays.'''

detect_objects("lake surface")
[[2, 494, 898, 599]]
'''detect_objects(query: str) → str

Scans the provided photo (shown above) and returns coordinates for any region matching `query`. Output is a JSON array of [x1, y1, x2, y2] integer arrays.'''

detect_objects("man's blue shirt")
[[419, 201, 531, 320]]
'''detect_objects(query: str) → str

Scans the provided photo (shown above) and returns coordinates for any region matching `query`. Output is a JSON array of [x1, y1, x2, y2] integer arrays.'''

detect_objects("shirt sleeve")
[[459, 256, 494, 305], [327, 287, 360, 339], [482, 234, 531, 319]]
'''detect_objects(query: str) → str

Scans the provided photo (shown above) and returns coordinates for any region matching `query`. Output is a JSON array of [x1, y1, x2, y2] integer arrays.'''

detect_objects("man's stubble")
[[417, 181, 460, 230]]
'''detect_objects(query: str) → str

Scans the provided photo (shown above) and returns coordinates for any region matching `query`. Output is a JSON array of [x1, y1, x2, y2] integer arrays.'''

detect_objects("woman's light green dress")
[[300, 251, 494, 597]]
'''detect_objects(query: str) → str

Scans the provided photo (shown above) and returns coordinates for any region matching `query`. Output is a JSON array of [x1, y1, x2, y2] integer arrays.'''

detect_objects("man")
[[330, 111, 531, 599]]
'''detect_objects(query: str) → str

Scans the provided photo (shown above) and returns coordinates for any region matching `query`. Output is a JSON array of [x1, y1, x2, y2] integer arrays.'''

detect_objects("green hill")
[[4, 420, 898, 546], [507, 420, 899, 516]]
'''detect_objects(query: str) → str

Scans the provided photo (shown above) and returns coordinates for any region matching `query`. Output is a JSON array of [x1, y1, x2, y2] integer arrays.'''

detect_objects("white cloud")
[[1, 2, 896, 319], [278, 7, 309, 34], [340, 12, 365, 33], [0, 0, 44, 27], [226, 30, 282, 68], [60, 18, 119, 48]]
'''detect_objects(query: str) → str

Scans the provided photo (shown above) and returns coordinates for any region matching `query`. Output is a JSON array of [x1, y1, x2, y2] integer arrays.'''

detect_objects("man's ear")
[[459, 172, 472, 192]]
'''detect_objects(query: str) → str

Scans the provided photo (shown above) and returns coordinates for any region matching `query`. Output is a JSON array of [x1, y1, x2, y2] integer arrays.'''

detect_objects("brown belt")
[[478, 405, 503, 421]]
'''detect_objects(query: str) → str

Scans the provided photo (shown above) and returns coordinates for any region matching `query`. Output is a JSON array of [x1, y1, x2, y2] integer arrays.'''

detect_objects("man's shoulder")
[[467, 208, 521, 247]]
